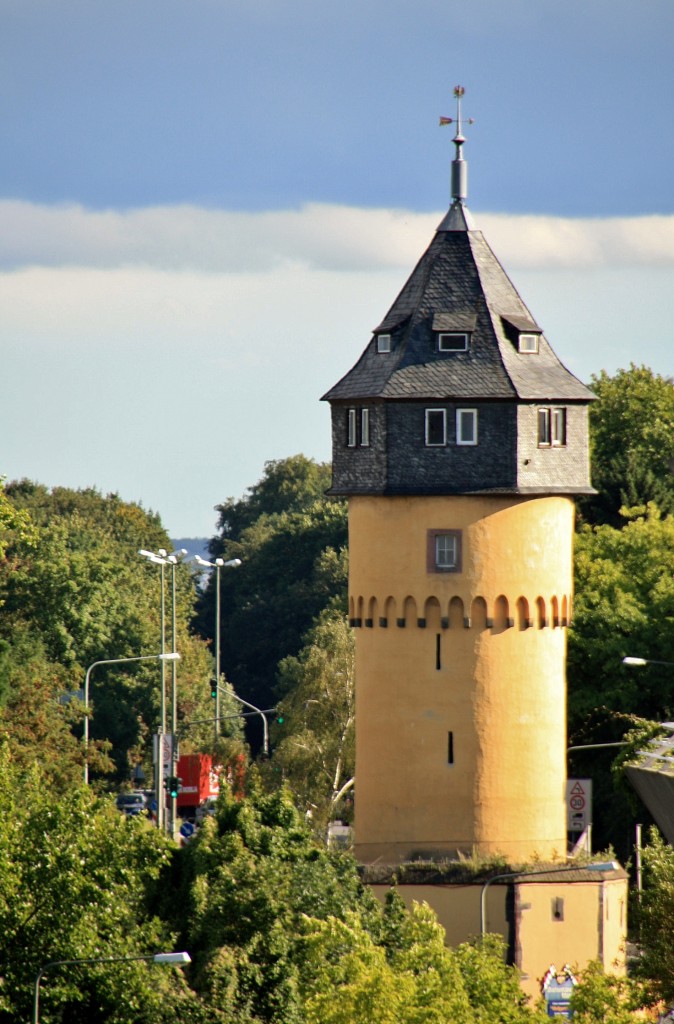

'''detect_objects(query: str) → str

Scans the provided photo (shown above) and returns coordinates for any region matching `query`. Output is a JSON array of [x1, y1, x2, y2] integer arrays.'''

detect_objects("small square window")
[[425, 409, 446, 446], [427, 529, 462, 573], [456, 409, 477, 445], [377, 333, 391, 353], [438, 332, 469, 352], [519, 333, 539, 353]]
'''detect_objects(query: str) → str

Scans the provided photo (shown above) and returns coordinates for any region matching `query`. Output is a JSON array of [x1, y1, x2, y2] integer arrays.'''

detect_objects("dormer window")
[[376, 333, 391, 353], [519, 333, 540, 354], [438, 332, 469, 353]]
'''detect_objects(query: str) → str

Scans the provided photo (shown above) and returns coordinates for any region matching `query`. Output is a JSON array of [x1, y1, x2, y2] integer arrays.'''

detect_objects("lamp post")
[[623, 656, 674, 668], [480, 860, 619, 937], [167, 549, 187, 837], [33, 951, 190, 1024], [194, 555, 241, 741], [139, 548, 173, 831], [82, 653, 180, 785]]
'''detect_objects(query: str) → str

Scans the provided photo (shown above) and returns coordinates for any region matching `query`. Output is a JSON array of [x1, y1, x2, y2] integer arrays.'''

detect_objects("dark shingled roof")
[[322, 210, 594, 405]]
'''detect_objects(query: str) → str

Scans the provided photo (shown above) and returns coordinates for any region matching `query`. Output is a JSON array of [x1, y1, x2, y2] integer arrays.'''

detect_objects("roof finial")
[[439, 85, 474, 203]]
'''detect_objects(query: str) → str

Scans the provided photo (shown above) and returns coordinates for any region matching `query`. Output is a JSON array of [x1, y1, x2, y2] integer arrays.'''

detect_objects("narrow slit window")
[[360, 408, 370, 447], [436, 633, 441, 670], [448, 731, 454, 765], [347, 408, 357, 447]]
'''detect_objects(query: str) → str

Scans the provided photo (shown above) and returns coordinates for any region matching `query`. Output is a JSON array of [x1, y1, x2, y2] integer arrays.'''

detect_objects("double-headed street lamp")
[[194, 555, 241, 740], [33, 951, 191, 1023]]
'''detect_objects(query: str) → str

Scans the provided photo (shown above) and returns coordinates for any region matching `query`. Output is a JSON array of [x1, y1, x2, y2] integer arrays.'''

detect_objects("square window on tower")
[[427, 529, 462, 573]]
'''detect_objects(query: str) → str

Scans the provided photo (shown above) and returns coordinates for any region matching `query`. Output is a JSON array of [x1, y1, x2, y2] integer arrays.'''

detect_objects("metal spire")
[[439, 85, 474, 203], [437, 85, 476, 230]]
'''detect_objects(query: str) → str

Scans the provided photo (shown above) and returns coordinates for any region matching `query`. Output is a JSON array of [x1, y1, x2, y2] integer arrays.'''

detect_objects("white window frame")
[[438, 332, 469, 352], [376, 333, 391, 353], [425, 408, 447, 447], [519, 333, 540, 354], [435, 533, 458, 569], [456, 408, 478, 446], [347, 408, 357, 447], [360, 408, 370, 447]]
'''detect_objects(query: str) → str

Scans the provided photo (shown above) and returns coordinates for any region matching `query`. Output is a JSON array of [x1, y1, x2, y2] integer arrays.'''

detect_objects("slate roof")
[[322, 206, 595, 405]]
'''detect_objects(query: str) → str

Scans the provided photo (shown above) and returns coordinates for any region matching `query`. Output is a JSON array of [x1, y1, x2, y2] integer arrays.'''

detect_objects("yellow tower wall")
[[349, 494, 574, 864]]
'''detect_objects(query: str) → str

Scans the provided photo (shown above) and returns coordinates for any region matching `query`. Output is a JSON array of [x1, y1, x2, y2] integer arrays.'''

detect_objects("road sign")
[[566, 779, 592, 833]]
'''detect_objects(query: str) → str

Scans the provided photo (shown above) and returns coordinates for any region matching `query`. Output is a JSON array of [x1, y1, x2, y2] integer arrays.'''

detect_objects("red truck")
[[176, 754, 220, 816]]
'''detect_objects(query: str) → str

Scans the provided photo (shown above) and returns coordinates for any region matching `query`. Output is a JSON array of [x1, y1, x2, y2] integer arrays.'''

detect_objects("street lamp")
[[480, 860, 619, 936], [167, 549, 187, 837], [82, 652, 180, 785], [194, 555, 241, 740], [623, 656, 674, 668], [139, 548, 173, 831], [33, 950, 191, 1023]]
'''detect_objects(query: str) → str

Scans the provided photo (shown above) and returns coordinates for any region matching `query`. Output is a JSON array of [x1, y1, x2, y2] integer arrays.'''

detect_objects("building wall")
[[350, 493, 574, 864], [369, 876, 627, 1002]]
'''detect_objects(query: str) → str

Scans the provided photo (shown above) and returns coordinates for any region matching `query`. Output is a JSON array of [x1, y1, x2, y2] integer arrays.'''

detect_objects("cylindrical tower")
[[322, 89, 595, 866], [349, 493, 573, 864]]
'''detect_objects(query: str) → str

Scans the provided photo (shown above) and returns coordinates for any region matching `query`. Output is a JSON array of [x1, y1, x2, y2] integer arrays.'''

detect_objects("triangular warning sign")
[[570, 781, 585, 795]]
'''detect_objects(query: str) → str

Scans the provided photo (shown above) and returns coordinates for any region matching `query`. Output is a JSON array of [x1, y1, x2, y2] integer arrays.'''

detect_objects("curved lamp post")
[[480, 860, 619, 936], [194, 555, 241, 740], [33, 951, 190, 1023], [83, 652, 180, 785]]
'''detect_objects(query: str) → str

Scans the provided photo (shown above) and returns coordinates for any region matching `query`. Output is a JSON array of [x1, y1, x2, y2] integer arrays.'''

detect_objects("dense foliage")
[[0, 482, 222, 784], [197, 456, 348, 717]]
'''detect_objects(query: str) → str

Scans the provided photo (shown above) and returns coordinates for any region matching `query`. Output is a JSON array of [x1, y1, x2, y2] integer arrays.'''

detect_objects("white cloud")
[[1, 199, 674, 275]]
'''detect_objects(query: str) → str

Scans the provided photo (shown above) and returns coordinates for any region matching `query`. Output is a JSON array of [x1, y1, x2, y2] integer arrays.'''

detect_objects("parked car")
[[195, 797, 217, 823], [116, 791, 147, 816]]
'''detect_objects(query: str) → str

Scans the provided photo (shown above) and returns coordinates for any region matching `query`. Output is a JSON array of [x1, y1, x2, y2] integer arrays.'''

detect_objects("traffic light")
[[210, 679, 217, 699], [165, 775, 181, 798], [276, 709, 285, 725]]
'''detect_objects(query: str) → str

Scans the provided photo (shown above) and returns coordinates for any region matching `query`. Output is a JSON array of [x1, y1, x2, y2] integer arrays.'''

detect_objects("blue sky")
[[1, 0, 673, 537]]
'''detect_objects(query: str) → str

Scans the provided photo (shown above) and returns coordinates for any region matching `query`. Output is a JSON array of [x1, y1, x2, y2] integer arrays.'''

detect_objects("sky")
[[1, 0, 673, 539]]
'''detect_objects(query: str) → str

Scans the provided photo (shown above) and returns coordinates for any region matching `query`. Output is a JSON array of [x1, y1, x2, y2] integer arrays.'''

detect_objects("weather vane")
[[439, 85, 475, 143]]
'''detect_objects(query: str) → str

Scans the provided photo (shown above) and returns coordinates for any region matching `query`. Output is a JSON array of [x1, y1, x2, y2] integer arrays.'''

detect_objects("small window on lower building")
[[456, 408, 477, 445], [427, 529, 462, 573], [425, 409, 447, 446]]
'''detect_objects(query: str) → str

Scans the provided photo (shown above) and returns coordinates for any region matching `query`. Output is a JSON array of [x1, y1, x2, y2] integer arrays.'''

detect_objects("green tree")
[[580, 365, 674, 526], [634, 829, 674, 1005], [569, 505, 674, 728], [198, 458, 348, 714], [569, 961, 645, 1024], [269, 610, 354, 826], [0, 482, 218, 784], [0, 751, 194, 1024]]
